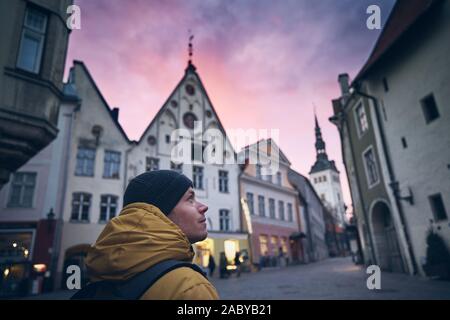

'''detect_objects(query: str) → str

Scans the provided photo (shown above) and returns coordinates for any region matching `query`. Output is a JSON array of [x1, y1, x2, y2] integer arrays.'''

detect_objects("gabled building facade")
[[239, 139, 304, 266]]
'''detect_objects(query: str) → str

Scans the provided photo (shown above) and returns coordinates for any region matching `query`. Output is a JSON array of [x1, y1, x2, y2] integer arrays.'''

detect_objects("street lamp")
[[389, 181, 414, 205]]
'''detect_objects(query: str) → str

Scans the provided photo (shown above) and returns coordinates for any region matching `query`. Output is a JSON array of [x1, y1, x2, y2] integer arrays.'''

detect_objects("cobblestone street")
[[210, 257, 450, 300], [25, 257, 450, 300]]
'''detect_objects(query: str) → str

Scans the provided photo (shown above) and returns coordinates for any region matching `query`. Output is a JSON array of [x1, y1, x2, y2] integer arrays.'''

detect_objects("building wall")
[[363, 1, 450, 275], [57, 62, 130, 278], [310, 169, 346, 226]]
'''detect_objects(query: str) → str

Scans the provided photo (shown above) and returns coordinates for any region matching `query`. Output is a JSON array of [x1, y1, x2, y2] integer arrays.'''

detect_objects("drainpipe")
[[51, 102, 80, 290], [354, 88, 418, 275]]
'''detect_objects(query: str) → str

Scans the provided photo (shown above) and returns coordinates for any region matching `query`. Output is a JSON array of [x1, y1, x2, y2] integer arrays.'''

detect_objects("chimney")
[[111, 107, 119, 122], [338, 73, 350, 97]]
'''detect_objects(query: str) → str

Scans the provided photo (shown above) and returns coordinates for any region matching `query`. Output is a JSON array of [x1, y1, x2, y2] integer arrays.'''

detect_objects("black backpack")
[[70, 259, 207, 300]]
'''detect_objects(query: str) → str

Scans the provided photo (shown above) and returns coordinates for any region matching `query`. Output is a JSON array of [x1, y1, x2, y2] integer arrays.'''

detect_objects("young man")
[[84, 170, 219, 299]]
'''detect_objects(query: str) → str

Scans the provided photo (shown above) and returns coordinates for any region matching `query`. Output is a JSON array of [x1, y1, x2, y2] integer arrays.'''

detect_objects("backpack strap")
[[71, 260, 207, 300], [115, 259, 207, 299]]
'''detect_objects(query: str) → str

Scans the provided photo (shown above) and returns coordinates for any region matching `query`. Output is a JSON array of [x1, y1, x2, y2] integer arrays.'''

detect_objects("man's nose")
[[198, 202, 208, 214]]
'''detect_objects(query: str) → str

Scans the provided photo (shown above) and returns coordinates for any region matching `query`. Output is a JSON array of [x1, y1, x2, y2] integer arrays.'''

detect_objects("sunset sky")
[[66, 0, 396, 207]]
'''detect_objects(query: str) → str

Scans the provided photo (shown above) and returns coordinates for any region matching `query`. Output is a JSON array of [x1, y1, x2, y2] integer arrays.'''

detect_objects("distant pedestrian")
[[208, 254, 216, 277], [219, 252, 229, 279], [234, 251, 242, 277]]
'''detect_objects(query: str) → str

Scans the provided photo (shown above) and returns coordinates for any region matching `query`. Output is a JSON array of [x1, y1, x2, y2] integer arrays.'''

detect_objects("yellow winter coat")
[[85, 202, 219, 300]]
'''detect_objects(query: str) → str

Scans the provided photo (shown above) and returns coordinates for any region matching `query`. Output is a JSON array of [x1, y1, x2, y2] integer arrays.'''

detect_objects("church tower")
[[309, 114, 346, 227]]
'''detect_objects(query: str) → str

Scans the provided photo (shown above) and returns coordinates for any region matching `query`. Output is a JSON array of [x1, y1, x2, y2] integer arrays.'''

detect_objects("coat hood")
[[85, 202, 195, 282]]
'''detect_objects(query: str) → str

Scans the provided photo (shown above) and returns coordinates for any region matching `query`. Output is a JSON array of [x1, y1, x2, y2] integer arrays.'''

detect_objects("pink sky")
[[66, 0, 395, 209]]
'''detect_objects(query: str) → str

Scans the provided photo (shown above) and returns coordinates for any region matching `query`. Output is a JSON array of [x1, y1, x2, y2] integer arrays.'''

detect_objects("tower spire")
[[309, 110, 338, 174], [314, 113, 327, 159], [188, 30, 194, 66]]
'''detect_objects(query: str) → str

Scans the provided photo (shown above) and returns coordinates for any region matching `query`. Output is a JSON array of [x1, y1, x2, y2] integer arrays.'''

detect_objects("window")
[[266, 175, 273, 183], [8, 172, 36, 208], [219, 209, 230, 231], [363, 147, 380, 187], [401, 137, 408, 149], [271, 236, 279, 252], [191, 142, 205, 162], [258, 195, 265, 217], [256, 164, 262, 179], [165, 135, 171, 144], [75, 147, 96, 176], [318, 177, 322, 183], [193, 166, 204, 189], [281, 237, 288, 254], [246, 192, 254, 215], [429, 194, 448, 221], [355, 103, 369, 135], [170, 162, 183, 174], [278, 201, 285, 221], [103, 151, 121, 179], [146, 157, 159, 171], [421, 94, 440, 124], [259, 235, 268, 256], [71, 193, 91, 222], [382, 77, 389, 92], [269, 198, 276, 219], [100, 195, 118, 222], [287, 203, 293, 222], [276, 172, 282, 186], [219, 170, 229, 193], [16, 6, 47, 73], [323, 176, 327, 182], [314, 178, 317, 183]]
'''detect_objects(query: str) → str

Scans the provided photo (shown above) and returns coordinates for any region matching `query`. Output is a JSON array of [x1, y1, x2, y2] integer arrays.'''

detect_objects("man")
[[84, 170, 219, 299]]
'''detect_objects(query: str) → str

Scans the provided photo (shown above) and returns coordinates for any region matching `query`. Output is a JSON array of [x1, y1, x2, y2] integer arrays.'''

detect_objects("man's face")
[[167, 188, 208, 243]]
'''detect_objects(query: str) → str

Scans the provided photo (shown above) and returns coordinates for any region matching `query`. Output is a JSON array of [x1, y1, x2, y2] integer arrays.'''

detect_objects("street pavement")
[[21, 257, 450, 300], [210, 257, 450, 299]]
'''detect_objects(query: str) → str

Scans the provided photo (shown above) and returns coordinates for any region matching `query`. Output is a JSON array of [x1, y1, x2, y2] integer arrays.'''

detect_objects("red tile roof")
[[353, 0, 437, 83]]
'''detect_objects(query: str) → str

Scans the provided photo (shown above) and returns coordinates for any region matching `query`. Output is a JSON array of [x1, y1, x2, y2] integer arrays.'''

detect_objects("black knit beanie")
[[123, 170, 193, 215]]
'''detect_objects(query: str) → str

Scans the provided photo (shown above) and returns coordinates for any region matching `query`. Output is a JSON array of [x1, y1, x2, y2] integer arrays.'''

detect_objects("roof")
[[353, 0, 438, 83], [288, 168, 324, 207], [309, 158, 338, 174], [241, 138, 292, 166], [72, 60, 131, 143], [137, 63, 237, 156]]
